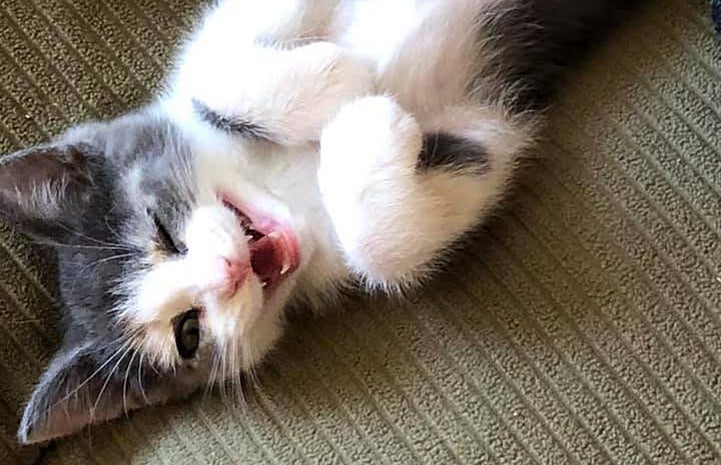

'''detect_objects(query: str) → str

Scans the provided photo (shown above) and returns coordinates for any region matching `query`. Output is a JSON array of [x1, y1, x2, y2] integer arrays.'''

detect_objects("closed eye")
[[153, 214, 186, 254]]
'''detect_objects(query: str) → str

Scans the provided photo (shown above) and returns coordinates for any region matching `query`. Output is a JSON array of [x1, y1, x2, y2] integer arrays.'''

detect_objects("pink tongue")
[[249, 236, 280, 281]]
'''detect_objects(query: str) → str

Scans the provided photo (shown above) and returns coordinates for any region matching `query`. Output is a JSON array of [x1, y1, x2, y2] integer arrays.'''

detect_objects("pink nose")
[[221, 257, 249, 298]]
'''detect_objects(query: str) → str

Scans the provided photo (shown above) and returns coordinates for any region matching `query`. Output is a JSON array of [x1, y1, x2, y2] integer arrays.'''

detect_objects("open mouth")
[[221, 194, 300, 295]]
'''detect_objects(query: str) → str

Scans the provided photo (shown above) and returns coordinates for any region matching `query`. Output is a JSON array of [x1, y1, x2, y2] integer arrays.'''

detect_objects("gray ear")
[[18, 335, 201, 444], [0, 144, 96, 239], [18, 339, 146, 445]]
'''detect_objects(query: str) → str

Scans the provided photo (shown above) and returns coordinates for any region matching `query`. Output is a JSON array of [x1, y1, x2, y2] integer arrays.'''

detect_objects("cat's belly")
[[332, 0, 487, 121]]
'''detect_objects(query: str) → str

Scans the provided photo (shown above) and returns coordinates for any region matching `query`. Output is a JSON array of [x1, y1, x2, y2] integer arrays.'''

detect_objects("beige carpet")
[[1, 0, 721, 463]]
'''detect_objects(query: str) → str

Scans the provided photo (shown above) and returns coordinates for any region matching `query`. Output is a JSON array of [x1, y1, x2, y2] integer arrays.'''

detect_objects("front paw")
[[319, 96, 422, 181]]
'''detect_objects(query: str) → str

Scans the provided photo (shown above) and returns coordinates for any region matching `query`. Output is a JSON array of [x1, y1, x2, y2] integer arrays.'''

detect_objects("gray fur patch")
[[417, 132, 489, 173], [478, 0, 639, 112], [192, 99, 274, 141], [0, 107, 203, 443], [18, 336, 203, 444]]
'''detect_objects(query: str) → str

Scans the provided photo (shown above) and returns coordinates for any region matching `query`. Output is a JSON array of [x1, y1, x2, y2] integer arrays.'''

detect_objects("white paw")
[[319, 95, 422, 182]]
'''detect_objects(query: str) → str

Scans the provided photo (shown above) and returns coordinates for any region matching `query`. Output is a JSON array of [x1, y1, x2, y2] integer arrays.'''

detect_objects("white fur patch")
[[139, 0, 537, 375], [120, 203, 273, 369], [166, 0, 374, 145], [318, 95, 518, 288]]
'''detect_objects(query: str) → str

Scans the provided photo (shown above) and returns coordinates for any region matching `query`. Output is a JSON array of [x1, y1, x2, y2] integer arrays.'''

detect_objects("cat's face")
[[0, 114, 309, 444]]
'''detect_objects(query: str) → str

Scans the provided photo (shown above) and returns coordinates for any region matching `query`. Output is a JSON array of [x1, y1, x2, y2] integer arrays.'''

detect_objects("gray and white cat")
[[0, 0, 632, 444]]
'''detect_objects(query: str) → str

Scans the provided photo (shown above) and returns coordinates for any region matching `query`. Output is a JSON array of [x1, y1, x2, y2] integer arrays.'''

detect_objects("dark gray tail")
[[485, 0, 642, 112]]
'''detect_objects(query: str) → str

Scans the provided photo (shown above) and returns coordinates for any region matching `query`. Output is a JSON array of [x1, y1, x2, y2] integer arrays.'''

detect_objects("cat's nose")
[[220, 257, 249, 299]]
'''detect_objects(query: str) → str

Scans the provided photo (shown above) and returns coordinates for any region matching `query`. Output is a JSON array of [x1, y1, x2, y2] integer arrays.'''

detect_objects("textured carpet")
[[1, 0, 720, 464]]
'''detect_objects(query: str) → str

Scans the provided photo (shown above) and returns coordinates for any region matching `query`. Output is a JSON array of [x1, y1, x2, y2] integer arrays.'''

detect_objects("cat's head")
[[0, 111, 309, 444]]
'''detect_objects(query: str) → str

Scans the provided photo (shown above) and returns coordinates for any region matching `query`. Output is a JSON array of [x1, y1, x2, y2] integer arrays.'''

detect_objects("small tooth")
[[280, 261, 290, 275], [261, 281, 268, 288]]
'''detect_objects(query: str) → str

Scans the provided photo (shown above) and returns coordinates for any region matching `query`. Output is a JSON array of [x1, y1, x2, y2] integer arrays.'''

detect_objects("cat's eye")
[[153, 214, 186, 254], [174, 309, 200, 359]]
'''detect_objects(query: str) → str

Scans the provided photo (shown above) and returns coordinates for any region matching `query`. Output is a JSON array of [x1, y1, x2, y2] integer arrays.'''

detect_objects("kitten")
[[0, 0, 632, 444]]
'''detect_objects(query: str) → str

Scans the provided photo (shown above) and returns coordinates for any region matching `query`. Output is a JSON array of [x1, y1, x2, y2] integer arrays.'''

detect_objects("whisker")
[[51, 222, 133, 249], [137, 351, 150, 406], [104, 213, 127, 246], [69, 252, 136, 295], [66, 255, 134, 283], [31, 239, 133, 252], [220, 341, 230, 407], [86, 253, 135, 269], [229, 336, 236, 406], [122, 348, 139, 416], [206, 346, 222, 397], [242, 338, 261, 394], [232, 335, 245, 410], [50, 338, 134, 413], [91, 344, 134, 422]]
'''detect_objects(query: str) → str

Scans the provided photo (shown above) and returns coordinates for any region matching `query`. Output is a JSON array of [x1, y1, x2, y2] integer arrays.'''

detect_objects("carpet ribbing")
[[1, 1, 720, 464]]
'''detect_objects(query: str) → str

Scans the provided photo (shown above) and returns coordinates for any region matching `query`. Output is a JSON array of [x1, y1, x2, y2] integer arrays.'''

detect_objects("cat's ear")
[[0, 144, 96, 239], [18, 338, 159, 445], [18, 340, 116, 444]]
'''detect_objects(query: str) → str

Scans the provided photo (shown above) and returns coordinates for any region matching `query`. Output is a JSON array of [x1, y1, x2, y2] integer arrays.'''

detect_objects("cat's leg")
[[318, 96, 532, 290], [198, 0, 339, 45], [166, 0, 371, 145]]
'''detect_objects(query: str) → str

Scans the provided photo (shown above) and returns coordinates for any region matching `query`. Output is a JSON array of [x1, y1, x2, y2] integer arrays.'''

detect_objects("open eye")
[[174, 309, 200, 359], [152, 214, 186, 254]]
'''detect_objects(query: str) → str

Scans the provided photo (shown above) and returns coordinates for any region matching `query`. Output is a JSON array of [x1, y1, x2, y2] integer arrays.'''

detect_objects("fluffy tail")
[[483, 0, 642, 112]]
